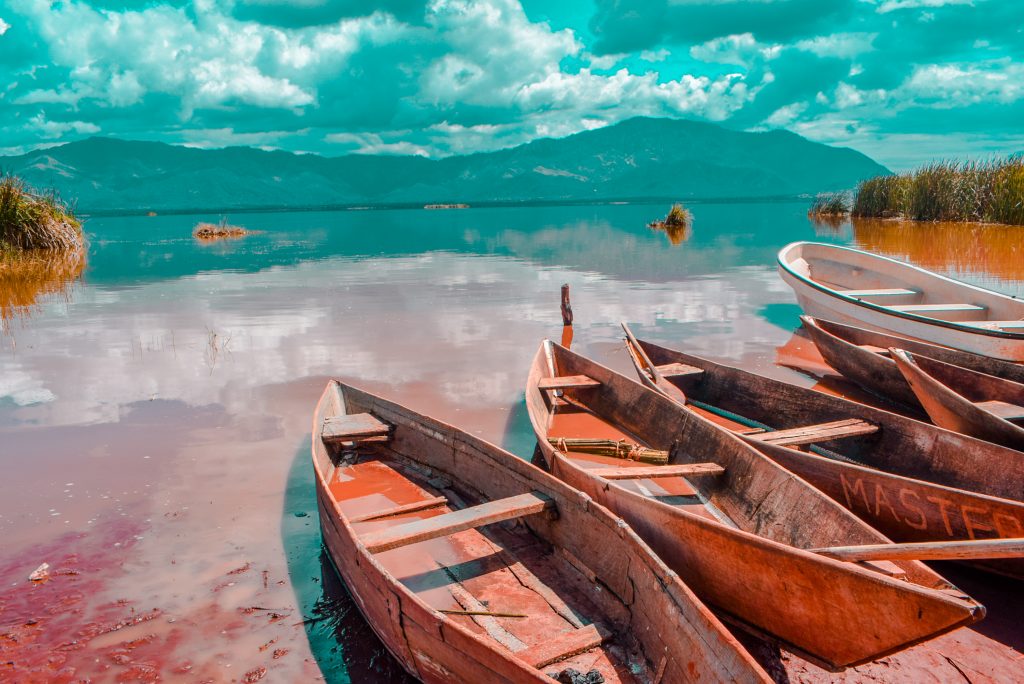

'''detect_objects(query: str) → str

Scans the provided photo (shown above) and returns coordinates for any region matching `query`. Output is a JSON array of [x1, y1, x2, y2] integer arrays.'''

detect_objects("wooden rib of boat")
[[891, 349, 1024, 452], [313, 380, 770, 684], [621, 326, 1024, 580], [777, 241, 1024, 361], [526, 342, 984, 670]]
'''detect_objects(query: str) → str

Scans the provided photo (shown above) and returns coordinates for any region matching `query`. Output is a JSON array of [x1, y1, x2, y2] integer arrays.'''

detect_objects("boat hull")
[[527, 343, 983, 670], [777, 242, 1024, 361], [314, 381, 770, 683], [892, 351, 1024, 451], [624, 333, 1024, 579]]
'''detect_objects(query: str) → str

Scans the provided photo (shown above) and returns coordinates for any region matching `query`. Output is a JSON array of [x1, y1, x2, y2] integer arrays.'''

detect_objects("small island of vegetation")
[[809, 157, 1024, 226], [0, 173, 86, 330], [193, 218, 249, 240], [1, 174, 84, 252], [648, 203, 693, 245]]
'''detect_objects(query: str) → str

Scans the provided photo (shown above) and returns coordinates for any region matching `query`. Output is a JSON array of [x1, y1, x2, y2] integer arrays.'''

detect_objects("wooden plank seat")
[[349, 496, 449, 523], [322, 412, 391, 444], [748, 418, 878, 447], [839, 288, 918, 297], [360, 492, 555, 554], [538, 374, 601, 391], [976, 400, 1024, 423], [653, 362, 704, 379], [516, 622, 612, 669], [888, 303, 986, 314], [590, 463, 725, 480]]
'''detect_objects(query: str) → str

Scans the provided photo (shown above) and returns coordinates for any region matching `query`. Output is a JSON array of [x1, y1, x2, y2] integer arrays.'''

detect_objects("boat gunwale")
[[777, 241, 1024, 341]]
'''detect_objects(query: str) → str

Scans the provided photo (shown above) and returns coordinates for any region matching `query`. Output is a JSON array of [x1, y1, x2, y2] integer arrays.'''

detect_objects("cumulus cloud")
[[0, 0, 1022, 167]]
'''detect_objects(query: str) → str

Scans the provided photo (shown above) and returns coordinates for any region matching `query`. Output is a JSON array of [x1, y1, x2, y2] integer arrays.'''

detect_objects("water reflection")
[[3, 201, 1022, 681], [852, 218, 1024, 285], [649, 220, 692, 245], [0, 248, 85, 332]]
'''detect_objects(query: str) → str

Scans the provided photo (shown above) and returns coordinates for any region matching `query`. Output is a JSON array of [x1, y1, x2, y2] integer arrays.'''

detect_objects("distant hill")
[[1, 118, 889, 212]]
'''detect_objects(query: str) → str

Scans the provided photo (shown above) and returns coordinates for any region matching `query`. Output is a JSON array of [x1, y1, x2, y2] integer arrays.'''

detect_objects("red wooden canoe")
[[802, 315, 1024, 410], [891, 349, 1024, 451], [526, 342, 983, 670], [621, 326, 1024, 580], [313, 380, 770, 683]]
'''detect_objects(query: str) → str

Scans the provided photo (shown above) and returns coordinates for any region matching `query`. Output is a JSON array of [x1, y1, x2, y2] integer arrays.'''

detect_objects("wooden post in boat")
[[561, 284, 573, 326], [561, 283, 574, 348]]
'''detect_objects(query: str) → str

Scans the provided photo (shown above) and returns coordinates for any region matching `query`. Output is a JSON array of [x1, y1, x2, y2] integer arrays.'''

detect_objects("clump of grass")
[[0, 174, 83, 251], [808, 191, 850, 217], [648, 203, 693, 245], [852, 157, 1024, 225], [193, 217, 248, 240]]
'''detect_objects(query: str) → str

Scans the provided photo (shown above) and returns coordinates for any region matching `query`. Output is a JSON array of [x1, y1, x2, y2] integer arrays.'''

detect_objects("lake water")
[[1, 202, 1022, 681]]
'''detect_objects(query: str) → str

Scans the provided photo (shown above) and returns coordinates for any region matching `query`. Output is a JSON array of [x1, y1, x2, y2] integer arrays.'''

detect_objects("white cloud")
[[875, 0, 974, 13], [690, 33, 779, 67], [0, 17, 10, 35]]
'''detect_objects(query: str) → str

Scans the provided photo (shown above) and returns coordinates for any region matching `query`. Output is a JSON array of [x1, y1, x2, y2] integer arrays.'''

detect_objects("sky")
[[0, 0, 1022, 169]]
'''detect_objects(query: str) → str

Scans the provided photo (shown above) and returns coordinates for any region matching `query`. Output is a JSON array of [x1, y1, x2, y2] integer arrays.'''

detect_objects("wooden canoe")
[[777, 241, 1024, 361], [802, 315, 1024, 410], [622, 326, 1024, 579], [526, 342, 984, 670], [313, 380, 770, 684], [891, 349, 1024, 451]]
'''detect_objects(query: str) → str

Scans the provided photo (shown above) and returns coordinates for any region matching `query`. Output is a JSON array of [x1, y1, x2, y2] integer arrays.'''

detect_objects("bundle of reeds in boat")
[[547, 437, 669, 464]]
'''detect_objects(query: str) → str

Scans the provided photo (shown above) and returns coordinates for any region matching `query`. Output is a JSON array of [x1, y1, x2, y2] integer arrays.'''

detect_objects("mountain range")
[[2, 117, 889, 213]]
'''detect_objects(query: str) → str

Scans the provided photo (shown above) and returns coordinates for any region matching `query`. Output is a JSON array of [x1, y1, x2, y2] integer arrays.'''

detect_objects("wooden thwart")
[[748, 418, 878, 447], [888, 303, 986, 313], [813, 538, 1024, 562], [653, 362, 704, 379], [348, 496, 449, 523], [322, 412, 390, 444], [360, 492, 555, 554], [590, 463, 724, 480], [976, 400, 1024, 422], [538, 375, 601, 391], [840, 288, 918, 297], [516, 622, 612, 669]]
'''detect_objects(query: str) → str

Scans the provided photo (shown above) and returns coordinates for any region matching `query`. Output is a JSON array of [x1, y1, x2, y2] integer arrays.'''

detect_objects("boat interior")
[[317, 404, 656, 682], [784, 244, 1024, 330], [900, 353, 1024, 425], [535, 347, 948, 588]]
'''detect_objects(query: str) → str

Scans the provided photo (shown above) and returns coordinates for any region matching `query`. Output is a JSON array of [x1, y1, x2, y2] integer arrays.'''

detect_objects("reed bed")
[[0, 174, 83, 251], [808, 191, 851, 217], [852, 158, 1024, 225]]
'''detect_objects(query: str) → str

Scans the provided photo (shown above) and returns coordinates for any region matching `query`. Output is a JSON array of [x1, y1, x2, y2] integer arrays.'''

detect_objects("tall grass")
[[852, 158, 1024, 225], [0, 174, 83, 251], [808, 191, 851, 216]]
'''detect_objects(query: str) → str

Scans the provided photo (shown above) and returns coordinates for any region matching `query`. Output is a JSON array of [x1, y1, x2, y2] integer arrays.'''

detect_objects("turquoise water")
[[1, 201, 1020, 681]]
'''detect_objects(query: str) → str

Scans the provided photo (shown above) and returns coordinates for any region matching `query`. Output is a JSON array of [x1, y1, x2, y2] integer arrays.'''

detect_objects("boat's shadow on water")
[[281, 439, 415, 684]]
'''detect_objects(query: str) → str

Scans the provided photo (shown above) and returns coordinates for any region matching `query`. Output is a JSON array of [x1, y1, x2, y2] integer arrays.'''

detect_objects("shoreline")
[[76, 194, 812, 218]]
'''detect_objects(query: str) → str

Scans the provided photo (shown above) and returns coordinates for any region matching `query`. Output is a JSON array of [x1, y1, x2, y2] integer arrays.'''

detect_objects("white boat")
[[777, 242, 1024, 361]]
